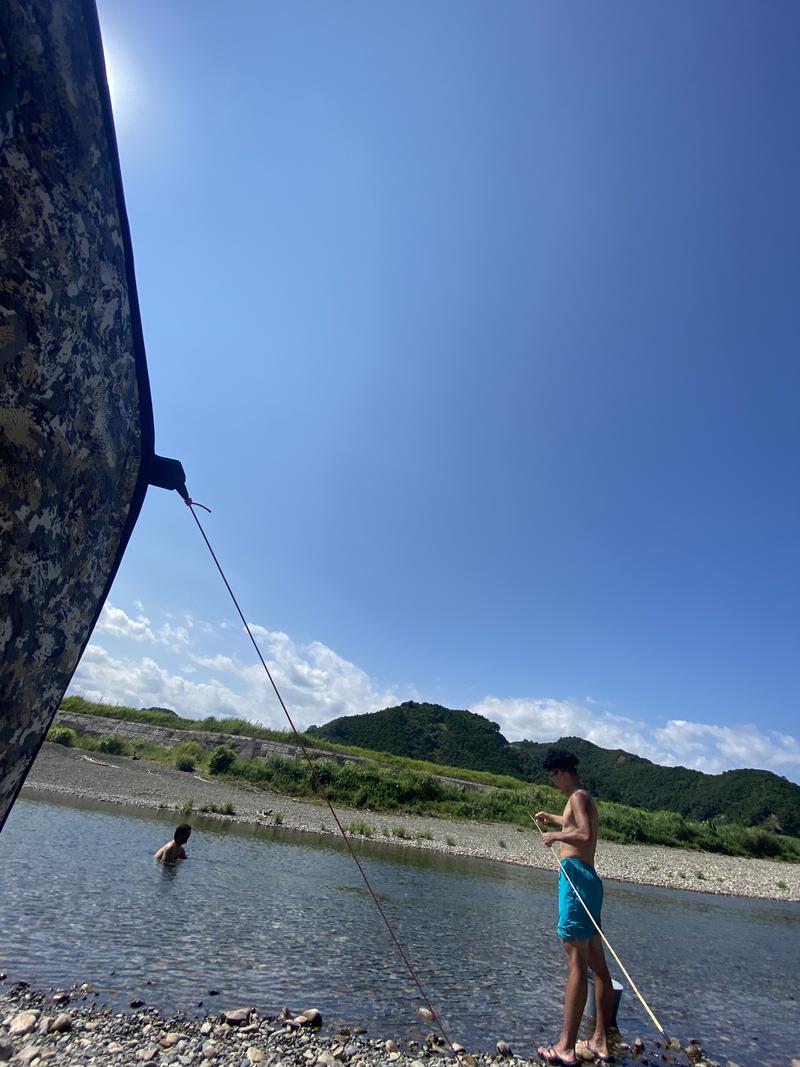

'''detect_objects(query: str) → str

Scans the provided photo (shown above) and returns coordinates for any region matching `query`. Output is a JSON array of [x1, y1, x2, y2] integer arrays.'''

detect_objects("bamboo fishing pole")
[[529, 811, 670, 1041]]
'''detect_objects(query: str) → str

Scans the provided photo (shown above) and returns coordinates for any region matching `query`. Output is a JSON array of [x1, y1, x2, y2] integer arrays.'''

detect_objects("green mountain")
[[309, 702, 800, 835], [307, 701, 525, 777]]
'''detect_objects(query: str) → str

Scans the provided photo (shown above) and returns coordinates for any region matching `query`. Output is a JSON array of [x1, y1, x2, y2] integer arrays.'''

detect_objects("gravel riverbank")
[[21, 744, 800, 902], [0, 981, 736, 1067]]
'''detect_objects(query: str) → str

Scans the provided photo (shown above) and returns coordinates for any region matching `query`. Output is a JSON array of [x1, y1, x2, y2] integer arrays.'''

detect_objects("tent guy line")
[[184, 498, 468, 1064]]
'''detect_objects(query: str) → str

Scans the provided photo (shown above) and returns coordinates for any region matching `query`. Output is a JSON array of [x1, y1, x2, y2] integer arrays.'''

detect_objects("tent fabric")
[[0, 0, 156, 830]]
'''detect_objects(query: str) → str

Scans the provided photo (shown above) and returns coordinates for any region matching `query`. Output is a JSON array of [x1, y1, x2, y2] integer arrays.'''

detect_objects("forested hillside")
[[307, 701, 523, 776], [309, 702, 800, 835]]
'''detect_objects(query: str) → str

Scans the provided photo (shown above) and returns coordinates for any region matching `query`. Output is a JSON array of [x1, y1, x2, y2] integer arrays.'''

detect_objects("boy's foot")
[[575, 1039, 614, 1062], [537, 1044, 579, 1066]]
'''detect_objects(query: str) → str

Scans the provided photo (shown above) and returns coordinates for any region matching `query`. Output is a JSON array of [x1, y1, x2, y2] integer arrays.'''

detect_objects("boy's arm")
[[534, 810, 565, 827], [154, 844, 167, 862], [543, 792, 592, 845], [177, 846, 187, 859]]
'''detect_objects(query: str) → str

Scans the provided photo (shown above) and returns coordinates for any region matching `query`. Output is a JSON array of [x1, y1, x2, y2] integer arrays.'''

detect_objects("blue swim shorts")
[[557, 858, 603, 941]]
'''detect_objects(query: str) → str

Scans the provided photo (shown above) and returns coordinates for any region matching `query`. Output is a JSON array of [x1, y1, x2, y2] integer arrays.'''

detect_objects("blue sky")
[[76, 1, 800, 782]]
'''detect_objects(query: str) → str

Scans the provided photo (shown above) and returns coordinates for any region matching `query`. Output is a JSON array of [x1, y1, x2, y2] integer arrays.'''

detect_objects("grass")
[[347, 820, 374, 838], [48, 714, 800, 864], [446, 835, 456, 846], [200, 802, 236, 816]]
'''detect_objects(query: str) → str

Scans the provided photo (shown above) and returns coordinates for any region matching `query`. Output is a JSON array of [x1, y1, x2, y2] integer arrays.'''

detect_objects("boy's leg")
[[559, 938, 589, 1058], [587, 935, 613, 1057]]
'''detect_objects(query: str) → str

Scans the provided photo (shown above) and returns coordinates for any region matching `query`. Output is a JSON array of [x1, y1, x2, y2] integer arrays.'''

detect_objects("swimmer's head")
[[174, 824, 192, 844]]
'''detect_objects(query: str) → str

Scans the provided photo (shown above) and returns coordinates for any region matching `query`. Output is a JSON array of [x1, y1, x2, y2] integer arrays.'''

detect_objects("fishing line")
[[529, 811, 669, 1041], [185, 500, 467, 1064]]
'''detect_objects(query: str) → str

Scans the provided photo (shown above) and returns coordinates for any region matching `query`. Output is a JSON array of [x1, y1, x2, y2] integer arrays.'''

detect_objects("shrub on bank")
[[208, 746, 237, 775], [97, 736, 129, 756], [173, 741, 205, 773], [47, 726, 76, 747]]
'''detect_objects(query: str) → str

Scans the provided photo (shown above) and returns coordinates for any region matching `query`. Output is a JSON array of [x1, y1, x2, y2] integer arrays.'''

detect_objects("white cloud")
[[93, 604, 189, 652], [77, 603, 800, 781], [94, 604, 153, 642], [71, 644, 253, 721], [71, 608, 408, 731], [472, 696, 800, 780]]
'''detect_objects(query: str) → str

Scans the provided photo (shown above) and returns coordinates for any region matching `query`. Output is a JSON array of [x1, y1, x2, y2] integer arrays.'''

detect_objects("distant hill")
[[309, 702, 800, 835], [307, 701, 524, 777]]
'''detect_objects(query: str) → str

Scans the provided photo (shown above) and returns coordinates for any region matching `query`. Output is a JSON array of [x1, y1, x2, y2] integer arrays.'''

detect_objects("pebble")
[[224, 1009, 252, 1026], [9, 1011, 40, 1037]]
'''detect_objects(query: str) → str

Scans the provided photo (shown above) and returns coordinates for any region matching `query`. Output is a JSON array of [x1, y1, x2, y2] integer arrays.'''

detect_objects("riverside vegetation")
[[50, 698, 800, 863]]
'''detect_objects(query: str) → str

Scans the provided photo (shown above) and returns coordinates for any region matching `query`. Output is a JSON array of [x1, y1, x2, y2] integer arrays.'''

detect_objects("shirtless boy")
[[535, 749, 614, 1066], [154, 823, 191, 864]]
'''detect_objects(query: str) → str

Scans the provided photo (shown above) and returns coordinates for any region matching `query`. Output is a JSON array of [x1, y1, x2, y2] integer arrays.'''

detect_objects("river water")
[[0, 796, 797, 1064]]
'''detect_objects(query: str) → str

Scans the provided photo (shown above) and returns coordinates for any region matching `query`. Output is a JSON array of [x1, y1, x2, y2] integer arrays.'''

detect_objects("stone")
[[418, 1008, 435, 1022], [136, 1049, 160, 1062], [686, 1046, 704, 1063], [246, 1048, 266, 1063], [36, 1016, 50, 1035], [51, 992, 69, 1005], [0, 1036, 12, 1063], [388, 1054, 401, 1062], [496, 1041, 512, 1057], [12, 1046, 39, 1065], [131, 999, 146, 1009], [9, 1011, 39, 1037], [202, 1041, 218, 1059], [200, 1023, 213, 1036], [297, 1009, 322, 1028], [50, 1014, 72, 1033], [107, 1043, 124, 1055], [633, 1037, 645, 1052], [161, 1033, 181, 1048], [224, 1009, 253, 1026]]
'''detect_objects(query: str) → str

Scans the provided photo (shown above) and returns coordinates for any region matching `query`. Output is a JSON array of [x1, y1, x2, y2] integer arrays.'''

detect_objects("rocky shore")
[[22, 745, 800, 902], [0, 980, 741, 1067]]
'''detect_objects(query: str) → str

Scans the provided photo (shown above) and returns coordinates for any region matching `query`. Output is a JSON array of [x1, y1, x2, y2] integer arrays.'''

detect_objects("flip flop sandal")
[[537, 1045, 580, 1066]]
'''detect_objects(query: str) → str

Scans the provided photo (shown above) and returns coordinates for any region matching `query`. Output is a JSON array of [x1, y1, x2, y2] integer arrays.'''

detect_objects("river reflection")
[[0, 796, 797, 1065]]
